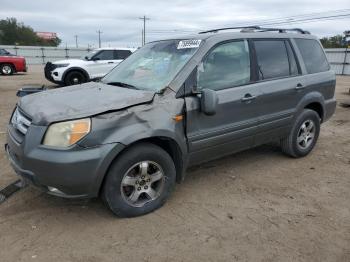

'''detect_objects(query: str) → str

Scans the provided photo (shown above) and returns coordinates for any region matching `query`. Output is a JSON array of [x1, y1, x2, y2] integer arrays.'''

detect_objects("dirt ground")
[[0, 66, 349, 262]]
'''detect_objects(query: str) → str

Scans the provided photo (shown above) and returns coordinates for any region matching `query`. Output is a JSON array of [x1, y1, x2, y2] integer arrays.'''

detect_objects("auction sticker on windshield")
[[177, 40, 202, 49]]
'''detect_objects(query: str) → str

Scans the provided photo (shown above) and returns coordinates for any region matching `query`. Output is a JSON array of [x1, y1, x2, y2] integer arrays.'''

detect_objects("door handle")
[[241, 94, 256, 102], [295, 83, 305, 90], [108, 62, 114, 64]]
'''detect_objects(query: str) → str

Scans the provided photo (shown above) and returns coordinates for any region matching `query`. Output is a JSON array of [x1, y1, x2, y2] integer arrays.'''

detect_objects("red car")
[[0, 49, 27, 75]]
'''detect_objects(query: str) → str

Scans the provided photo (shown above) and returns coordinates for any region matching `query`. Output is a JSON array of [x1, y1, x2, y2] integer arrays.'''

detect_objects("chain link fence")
[[0, 45, 92, 64], [0, 45, 349, 75], [324, 48, 350, 75]]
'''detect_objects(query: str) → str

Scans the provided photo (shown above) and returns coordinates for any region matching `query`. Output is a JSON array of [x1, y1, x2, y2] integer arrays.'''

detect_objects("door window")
[[115, 50, 132, 60], [198, 40, 250, 90], [93, 50, 115, 60], [254, 40, 291, 80]]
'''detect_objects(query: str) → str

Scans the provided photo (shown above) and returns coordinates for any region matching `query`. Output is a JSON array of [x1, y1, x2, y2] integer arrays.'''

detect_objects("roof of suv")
[[95, 47, 137, 51], [158, 27, 318, 42]]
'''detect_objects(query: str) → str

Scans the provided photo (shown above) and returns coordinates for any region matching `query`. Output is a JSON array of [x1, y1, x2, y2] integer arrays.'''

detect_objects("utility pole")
[[97, 30, 103, 48], [141, 29, 144, 47], [74, 35, 78, 48], [139, 16, 150, 46]]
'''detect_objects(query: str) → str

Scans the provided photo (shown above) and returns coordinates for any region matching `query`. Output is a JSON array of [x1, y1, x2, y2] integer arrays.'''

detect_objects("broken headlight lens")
[[43, 118, 91, 147]]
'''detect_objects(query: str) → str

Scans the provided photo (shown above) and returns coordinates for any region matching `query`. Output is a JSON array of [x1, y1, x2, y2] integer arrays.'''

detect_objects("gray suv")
[[5, 27, 336, 217]]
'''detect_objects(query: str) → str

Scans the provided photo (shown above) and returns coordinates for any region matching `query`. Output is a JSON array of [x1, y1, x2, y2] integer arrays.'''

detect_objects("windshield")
[[83, 50, 98, 60], [101, 39, 202, 91]]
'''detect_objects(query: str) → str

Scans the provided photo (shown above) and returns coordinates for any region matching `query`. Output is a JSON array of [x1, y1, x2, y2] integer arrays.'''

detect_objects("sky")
[[1, 0, 349, 48]]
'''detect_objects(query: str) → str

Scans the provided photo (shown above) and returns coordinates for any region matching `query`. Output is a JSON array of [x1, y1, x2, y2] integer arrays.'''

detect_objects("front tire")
[[281, 109, 320, 158], [102, 143, 176, 217], [64, 70, 87, 86], [0, 64, 14, 75]]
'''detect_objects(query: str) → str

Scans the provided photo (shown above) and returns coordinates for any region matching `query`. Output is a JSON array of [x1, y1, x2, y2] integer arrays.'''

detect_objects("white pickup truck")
[[44, 47, 136, 86]]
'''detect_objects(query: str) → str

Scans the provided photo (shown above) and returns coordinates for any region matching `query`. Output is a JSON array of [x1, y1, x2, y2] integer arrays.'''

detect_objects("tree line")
[[0, 18, 61, 46], [320, 35, 349, 48]]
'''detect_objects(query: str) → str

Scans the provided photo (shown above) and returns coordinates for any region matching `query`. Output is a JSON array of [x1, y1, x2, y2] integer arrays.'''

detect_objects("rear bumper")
[[5, 127, 125, 198]]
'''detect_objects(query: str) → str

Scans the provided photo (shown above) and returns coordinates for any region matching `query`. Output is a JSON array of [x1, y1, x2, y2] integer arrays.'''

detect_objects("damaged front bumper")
[[5, 124, 125, 198]]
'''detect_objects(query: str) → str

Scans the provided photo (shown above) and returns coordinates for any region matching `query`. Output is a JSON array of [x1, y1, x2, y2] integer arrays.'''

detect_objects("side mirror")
[[91, 57, 100, 61], [200, 88, 218, 116]]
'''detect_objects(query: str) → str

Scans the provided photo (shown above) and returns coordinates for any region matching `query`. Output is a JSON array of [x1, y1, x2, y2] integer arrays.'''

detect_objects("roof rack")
[[199, 26, 310, 35]]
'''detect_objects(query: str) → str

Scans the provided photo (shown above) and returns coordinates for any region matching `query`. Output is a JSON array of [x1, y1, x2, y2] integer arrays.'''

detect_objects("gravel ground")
[[0, 66, 349, 262]]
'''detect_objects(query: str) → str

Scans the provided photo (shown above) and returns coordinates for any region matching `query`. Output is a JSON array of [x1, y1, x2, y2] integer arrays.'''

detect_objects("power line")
[[227, 9, 350, 27], [146, 10, 350, 37]]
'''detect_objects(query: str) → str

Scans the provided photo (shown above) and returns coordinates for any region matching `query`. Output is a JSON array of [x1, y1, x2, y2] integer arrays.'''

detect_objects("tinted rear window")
[[295, 39, 329, 74], [254, 40, 290, 80]]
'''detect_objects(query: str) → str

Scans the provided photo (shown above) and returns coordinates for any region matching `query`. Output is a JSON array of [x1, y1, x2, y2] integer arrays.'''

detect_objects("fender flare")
[[294, 91, 325, 120], [62, 67, 90, 82]]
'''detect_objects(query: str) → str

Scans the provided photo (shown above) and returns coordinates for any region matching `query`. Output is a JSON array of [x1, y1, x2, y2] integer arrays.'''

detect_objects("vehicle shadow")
[[6, 142, 285, 219]]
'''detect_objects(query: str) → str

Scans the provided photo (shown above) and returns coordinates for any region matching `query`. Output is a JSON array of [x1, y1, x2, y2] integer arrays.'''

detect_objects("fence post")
[[14, 45, 18, 55], [65, 47, 69, 59], [342, 47, 348, 75], [41, 47, 45, 64]]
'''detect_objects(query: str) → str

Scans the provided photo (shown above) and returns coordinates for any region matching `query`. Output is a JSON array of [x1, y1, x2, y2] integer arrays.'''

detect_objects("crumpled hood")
[[18, 82, 156, 125]]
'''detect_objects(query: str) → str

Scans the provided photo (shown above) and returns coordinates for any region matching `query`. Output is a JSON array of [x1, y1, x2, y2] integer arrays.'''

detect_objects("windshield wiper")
[[106, 82, 139, 90]]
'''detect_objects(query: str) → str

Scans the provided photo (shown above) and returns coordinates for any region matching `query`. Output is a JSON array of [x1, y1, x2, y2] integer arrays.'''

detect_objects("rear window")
[[295, 39, 329, 74], [253, 40, 290, 80]]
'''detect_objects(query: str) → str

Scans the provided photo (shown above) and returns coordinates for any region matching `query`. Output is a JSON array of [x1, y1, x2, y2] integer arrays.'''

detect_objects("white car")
[[44, 47, 136, 86]]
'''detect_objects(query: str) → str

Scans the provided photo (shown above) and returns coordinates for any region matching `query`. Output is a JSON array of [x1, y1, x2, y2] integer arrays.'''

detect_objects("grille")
[[11, 108, 32, 135]]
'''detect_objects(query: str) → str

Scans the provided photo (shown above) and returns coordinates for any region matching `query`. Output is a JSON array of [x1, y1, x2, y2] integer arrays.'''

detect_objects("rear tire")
[[0, 64, 14, 75], [281, 109, 320, 158], [102, 143, 176, 217], [64, 70, 87, 86]]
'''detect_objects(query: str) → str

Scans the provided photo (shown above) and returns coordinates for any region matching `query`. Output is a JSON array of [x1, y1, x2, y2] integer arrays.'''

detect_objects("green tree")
[[0, 17, 61, 46], [320, 35, 347, 48]]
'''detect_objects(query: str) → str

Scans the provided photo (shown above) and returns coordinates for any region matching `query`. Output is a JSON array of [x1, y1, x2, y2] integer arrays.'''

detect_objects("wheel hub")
[[297, 119, 315, 149], [120, 161, 165, 207]]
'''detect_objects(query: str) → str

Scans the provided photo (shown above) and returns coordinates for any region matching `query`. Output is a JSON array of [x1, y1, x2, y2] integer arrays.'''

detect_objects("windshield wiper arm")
[[106, 82, 139, 90]]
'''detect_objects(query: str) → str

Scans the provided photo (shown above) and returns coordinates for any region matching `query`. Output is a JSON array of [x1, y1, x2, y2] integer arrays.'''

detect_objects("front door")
[[185, 40, 261, 165]]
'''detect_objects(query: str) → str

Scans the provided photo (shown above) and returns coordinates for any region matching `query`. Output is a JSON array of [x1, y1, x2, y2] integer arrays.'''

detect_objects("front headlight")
[[55, 63, 70, 68], [43, 118, 91, 147]]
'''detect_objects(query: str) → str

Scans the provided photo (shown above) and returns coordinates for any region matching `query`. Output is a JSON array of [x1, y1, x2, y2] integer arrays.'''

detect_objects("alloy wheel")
[[120, 161, 165, 207], [297, 119, 316, 150]]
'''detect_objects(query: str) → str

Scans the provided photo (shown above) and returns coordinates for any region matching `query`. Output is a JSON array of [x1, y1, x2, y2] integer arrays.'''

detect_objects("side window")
[[198, 40, 250, 90], [254, 40, 290, 80], [93, 50, 115, 60], [295, 39, 329, 74], [286, 41, 299, 76], [115, 50, 132, 60]]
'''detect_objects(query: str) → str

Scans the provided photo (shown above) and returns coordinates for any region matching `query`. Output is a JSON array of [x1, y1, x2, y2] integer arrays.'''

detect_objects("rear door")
[[250, 39, 306, 145], [185, 40, 262, 165]]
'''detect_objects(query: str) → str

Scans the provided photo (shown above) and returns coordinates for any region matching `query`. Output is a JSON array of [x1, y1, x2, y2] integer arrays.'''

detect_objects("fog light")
[[48, 186, 64, 194]]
